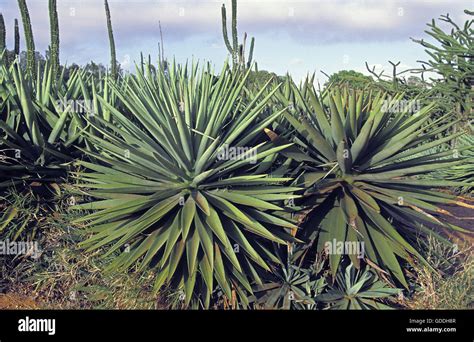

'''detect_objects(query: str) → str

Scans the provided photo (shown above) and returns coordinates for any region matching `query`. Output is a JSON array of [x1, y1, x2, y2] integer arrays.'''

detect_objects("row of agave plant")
[[1, 50, 472, 308]]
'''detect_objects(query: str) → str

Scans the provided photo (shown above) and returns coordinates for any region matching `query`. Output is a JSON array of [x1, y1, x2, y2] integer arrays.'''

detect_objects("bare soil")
[[0, 293, 40, 309]]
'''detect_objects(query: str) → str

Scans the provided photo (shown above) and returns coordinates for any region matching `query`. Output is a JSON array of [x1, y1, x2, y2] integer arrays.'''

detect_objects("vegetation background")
[[0, 0, 472, 309]]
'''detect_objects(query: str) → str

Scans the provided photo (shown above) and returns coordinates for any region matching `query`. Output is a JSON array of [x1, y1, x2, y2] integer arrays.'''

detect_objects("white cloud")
[[289, 57, 304, 66], [2, 0, 469, 48]]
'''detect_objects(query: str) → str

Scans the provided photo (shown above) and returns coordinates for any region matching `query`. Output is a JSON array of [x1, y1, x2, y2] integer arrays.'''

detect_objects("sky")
[[0, 0, 471, 82]]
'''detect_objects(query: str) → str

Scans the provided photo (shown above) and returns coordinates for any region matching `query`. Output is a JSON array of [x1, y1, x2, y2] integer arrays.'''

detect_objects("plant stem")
[[49, 0, 60, 80], [104, 0, 117, 80], [18, 0, 36, 77]]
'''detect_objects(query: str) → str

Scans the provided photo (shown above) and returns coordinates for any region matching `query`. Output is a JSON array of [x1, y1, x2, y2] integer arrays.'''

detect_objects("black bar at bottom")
[[0, 309, 471, 341]]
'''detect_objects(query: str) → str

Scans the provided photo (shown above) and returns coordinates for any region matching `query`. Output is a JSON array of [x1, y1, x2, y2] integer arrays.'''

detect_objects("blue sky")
[[0, 0, 471, 82]]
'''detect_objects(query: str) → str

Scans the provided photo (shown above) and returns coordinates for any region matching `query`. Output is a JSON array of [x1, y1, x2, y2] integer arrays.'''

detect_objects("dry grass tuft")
[[401, 236, 473, 310]]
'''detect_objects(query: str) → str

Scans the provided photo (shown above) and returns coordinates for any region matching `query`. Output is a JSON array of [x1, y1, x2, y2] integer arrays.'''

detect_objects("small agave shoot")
[[73, 61, 301, 308], [316, 263, 401, 310], [270, 83, 472, 287], [249, 251, 327, 309]]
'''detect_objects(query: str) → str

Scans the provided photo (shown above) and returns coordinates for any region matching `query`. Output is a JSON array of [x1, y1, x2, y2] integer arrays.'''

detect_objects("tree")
[[62, 63, 80, 81], [84, 61, 107, 79], [411, 11, 473, 125], [324, 70, 373, 90], [19, 50, 45, 72], [407, 76, 423, 87], [247, 70, 277, 85]]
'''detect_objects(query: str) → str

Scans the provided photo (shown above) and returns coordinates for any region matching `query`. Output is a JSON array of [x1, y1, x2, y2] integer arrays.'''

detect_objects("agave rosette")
[[249, 250, 326, 309], [0, 60, 77, 188], [316, 263, 400, 310], [272, 83, 471, 287], [0, 54, 127, 187], [73, 61, 301, 308]]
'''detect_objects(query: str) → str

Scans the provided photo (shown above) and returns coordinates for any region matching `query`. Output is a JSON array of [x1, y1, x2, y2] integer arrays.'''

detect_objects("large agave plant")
[[0, 57, 78, 239], [0, 59, 74, 187], [0, 53, 124, 186], [0, 53, 101, 173], [272, 83, 471, 287], [73, 61, 300, 308]]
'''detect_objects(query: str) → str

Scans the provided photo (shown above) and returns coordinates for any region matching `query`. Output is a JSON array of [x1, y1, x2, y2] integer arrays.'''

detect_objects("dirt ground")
[[431, 195, 474, 245], [0, 293, 40, 309], [437, 203, 474, 231]]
